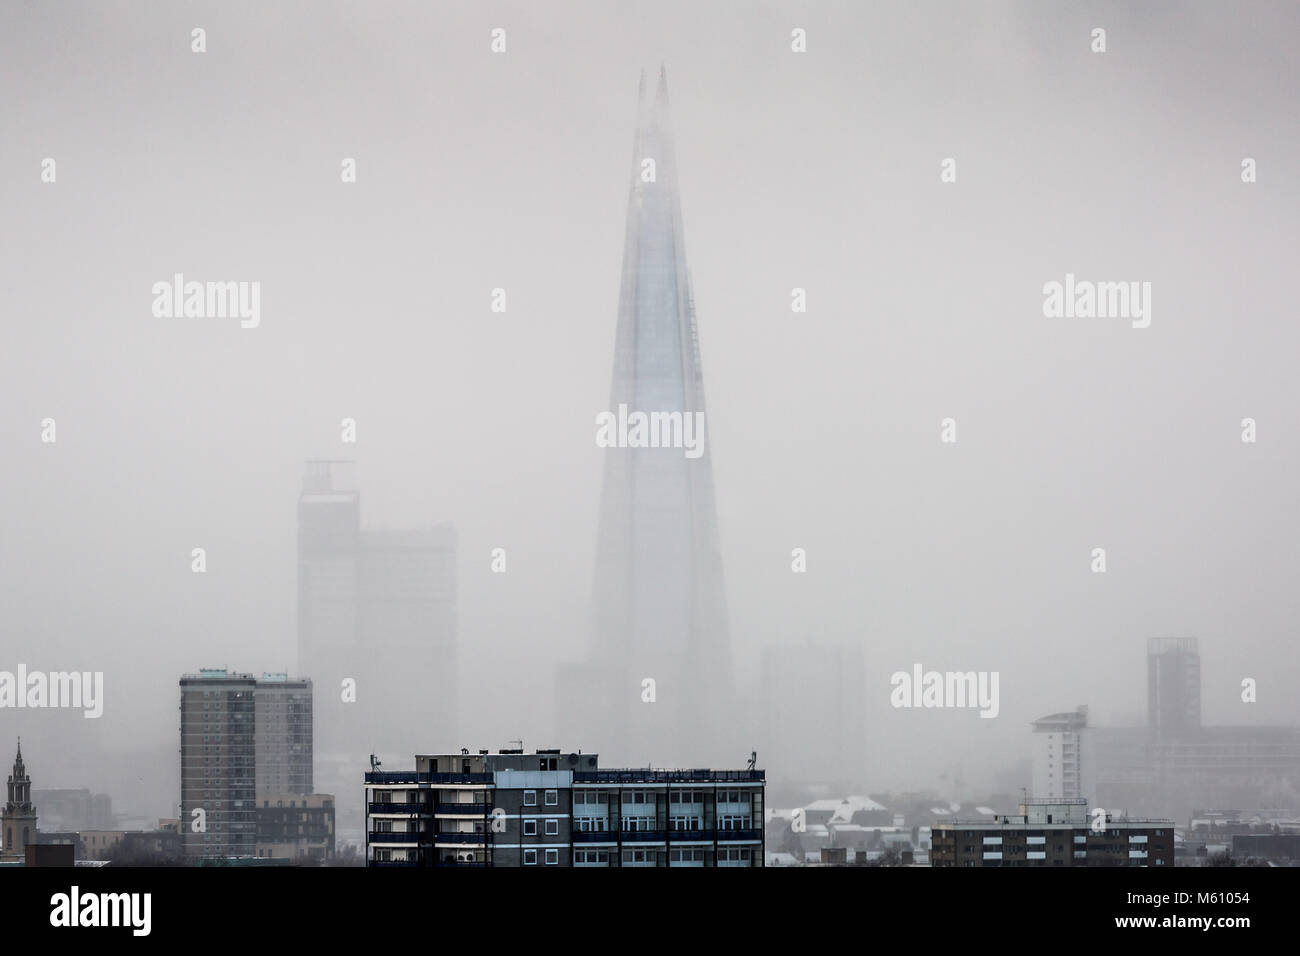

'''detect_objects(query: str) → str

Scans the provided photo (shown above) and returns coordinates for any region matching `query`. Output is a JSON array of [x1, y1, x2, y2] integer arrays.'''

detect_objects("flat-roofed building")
[[255, 792, 335, 862], [932, 800, 1173, 867], [365, 748, 764, 867]]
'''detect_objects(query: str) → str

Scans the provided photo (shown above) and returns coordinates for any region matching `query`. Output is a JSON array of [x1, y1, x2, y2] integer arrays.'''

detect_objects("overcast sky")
[[2, 1, 1298, 817]]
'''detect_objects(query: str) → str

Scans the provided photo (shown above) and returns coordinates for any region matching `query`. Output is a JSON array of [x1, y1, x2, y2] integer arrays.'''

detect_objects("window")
[[544, 789, 558, 806], [545, 848, 558, 865], [523, 790, 537, 807], [545, 819, 559, 836], [523, 819, 537, 836], [524, 849, 537, 865]]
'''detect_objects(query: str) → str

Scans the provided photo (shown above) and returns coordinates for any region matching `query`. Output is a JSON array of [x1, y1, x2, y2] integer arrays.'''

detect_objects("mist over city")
[[2, 0, 1298, 886]]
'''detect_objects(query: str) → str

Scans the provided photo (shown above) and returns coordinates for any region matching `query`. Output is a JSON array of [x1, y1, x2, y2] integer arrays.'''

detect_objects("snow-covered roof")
[[802, 795, 887, 821]]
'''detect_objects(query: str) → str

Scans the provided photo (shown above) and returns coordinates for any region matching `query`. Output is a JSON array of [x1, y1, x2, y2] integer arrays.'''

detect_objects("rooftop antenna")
[[747, 751, 757, 771], [369, 754, 382, 773]]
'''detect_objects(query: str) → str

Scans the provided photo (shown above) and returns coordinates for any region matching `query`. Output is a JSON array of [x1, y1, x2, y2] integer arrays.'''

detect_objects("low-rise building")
[[931, 800, 1174, 867], [255, 792, 335, 862]]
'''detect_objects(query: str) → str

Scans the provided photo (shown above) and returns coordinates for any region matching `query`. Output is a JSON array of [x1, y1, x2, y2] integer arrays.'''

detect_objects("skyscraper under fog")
[[760, 643, 867, 788], [297, 460, 457, 841], [561, 70, 734, 765], [1147, 636, 1201, 739]]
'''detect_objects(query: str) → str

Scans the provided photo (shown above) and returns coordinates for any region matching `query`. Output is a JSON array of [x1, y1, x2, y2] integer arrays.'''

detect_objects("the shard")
[[560, 69, 736, 766]]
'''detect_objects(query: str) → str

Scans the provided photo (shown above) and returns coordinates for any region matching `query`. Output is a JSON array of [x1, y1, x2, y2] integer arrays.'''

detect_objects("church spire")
[[6, 738, 31, 809], [2, 738, 36, 860]]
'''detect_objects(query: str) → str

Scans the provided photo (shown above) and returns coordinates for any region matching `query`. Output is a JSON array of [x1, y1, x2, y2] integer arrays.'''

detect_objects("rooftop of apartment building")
[[935, 799, 1173, 829], [366, 747, 764, 783]]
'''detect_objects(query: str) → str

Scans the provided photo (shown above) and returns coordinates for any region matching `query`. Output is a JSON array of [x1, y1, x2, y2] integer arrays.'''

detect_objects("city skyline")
[[3, 1, 1299, 860]]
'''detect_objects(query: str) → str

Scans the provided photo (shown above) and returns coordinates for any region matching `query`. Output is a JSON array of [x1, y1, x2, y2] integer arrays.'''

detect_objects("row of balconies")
[[368, 828, 764, 845], [367, 801, 492, 815]]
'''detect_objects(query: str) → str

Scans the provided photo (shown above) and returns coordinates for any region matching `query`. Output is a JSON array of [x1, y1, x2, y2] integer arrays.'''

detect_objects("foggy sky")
[[2, 1, 1298, 820]]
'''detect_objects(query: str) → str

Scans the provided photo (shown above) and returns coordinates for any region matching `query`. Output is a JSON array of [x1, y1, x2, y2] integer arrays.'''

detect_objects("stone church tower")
[[2, 740, 38, 862]]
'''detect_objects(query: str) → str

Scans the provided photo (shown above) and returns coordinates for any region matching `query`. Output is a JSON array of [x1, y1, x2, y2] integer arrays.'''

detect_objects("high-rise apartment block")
[[254, 673, 313, 798], [1030, 706, 1092, 801], [181, 669, 333, 861], [180, 670, 257, 858]]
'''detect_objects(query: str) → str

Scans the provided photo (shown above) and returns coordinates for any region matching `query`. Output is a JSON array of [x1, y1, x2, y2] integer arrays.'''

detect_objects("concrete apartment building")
[[1031, 706, 1092, 801], [181, 670, 258, 858], [181, 669, 333, 861], [365, 748, 765, 867], [931, 799, 1174, 867], [254, 674, 313, 797]]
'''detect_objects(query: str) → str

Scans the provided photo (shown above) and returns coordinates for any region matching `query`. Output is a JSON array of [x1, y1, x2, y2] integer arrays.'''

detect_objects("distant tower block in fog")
[[296, 460, 457, 846], [1147, 637, 1201, 739], [760, 643, 867, 787], [297, 459, 361, 717], [1030, 706, 1092, 802], [561, 68, 734, 764]]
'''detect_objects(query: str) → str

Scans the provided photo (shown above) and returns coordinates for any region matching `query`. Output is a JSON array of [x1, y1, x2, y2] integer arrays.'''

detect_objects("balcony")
[[668, 829, 716, 842], [368, 832, 424, 844], [365, 772, 493, 784], [366, 772, 426, 784], [368, 802, 429, 815], [436, 803, 491, 816], [433, 861, 490, 868], [716, 829, 762, 842], [434, 832, 490, 844], [368, 860, 420, 868], [619, 830, 667, 844], [573, 830, 618, 844], [575, 769, 764, 784]]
